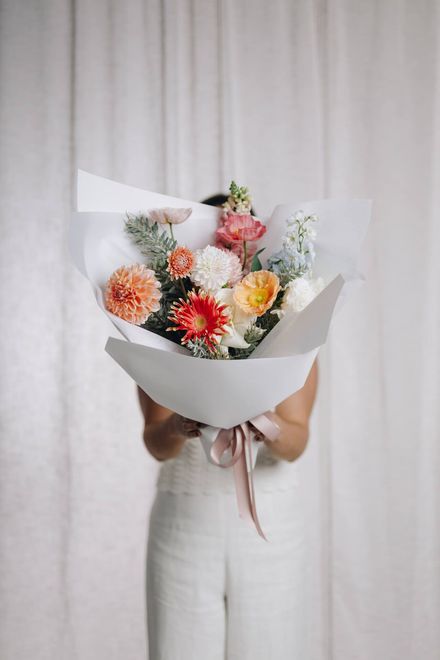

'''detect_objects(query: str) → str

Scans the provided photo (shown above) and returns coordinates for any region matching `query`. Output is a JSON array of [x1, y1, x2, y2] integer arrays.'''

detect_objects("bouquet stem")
[[242, 240, 248, 269]]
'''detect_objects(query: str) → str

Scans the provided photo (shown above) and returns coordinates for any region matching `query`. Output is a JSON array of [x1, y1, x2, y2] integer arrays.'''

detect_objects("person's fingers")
[[249, 423, 265, 442], [182, 417, 204, 431], [179, 417, 203, 438]]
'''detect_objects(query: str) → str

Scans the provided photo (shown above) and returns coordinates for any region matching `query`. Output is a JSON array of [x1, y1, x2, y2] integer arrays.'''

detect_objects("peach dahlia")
[[105, 264, 161, 325]]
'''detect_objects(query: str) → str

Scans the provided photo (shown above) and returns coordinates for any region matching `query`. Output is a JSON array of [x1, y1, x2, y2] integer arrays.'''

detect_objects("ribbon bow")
[[209, 413, 280, 540]]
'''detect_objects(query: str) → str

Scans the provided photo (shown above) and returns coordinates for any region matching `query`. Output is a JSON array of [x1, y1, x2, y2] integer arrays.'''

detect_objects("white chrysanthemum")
[[281, 276, 325, 313], [191, 245, 242, 292], [223, 250, 243, 285]]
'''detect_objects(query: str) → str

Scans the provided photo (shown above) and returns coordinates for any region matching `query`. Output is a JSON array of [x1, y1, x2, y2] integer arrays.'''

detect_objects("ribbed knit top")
[[156, 435, 299, 495]]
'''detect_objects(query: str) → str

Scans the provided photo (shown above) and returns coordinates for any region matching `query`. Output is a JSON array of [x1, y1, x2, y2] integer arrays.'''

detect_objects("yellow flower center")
[[248, 288, 269, 307], [194, 314, 207, 330]]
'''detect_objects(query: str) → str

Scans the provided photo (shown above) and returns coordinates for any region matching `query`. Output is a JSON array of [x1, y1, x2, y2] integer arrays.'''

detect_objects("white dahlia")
[[191, 245, 242, 292], [281, 276, 325, 313], [223, 250, 243, 285]]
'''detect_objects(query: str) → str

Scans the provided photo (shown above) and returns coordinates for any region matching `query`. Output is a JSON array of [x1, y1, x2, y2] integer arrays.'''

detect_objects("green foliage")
[[244, 323, 267, 345], [250, 248, 265, 272], [124, 213, 177, 268], [186, 338, 226, 360], [142, 304, 178, 343], [256, 314, 279, 338], [227, 323, 267, 360]]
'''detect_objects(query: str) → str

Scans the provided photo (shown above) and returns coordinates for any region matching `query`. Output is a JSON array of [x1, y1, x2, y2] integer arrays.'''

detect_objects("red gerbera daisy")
[[167, 290, 230, 350]]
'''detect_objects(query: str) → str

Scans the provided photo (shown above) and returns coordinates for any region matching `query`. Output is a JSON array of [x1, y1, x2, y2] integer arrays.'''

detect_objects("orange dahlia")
[[105, 264, 162, 325], [167, 246, 194, 280], [233, 270, 280, 316], [167, 290, 230, 350]]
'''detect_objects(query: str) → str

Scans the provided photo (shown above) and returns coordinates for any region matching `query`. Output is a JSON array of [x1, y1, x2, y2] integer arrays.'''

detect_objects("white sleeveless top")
[[156, 415, 300, 494]]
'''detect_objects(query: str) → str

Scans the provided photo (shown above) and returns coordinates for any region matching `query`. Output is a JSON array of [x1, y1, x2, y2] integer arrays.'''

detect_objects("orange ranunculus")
[[233, 270, 280, 317], [167, 246, 195, 280]]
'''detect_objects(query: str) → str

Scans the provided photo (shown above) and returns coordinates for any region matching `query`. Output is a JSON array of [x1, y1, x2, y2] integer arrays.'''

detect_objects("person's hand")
[[252, 428, 265, 442], [249, 419, 270, 442], [171, 414, 206, 438], [250, 411, 278, 442]]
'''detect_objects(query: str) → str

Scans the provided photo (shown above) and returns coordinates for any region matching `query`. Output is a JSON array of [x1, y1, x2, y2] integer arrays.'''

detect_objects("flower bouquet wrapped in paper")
[[69, 170, 371, 538]]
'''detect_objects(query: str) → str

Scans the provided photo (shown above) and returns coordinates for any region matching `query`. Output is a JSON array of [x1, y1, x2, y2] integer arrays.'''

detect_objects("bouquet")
[[70, 170, 371, 538]]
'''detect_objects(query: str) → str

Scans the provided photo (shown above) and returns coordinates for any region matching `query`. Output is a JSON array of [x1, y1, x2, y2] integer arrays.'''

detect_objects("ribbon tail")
[[232, 426, 268, 541]]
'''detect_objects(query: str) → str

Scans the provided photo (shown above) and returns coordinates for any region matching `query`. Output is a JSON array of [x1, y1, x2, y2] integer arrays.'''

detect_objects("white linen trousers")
[[146, 436, 308, 660]]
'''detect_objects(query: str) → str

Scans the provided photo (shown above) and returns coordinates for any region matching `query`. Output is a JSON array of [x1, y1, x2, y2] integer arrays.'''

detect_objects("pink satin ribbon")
[[209, 413, 280, 540]]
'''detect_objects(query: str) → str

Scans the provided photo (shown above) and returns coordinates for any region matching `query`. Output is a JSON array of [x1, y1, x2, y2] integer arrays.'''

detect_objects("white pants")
[[146, 487, 308, 659]]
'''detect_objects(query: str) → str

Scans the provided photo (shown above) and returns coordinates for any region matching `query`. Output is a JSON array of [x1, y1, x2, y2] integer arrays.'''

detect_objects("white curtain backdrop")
[[1, 1, 439, 659]]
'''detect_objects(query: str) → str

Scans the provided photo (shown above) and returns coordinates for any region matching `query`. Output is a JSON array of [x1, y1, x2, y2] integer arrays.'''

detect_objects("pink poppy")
[[216, 212, 266, 244]]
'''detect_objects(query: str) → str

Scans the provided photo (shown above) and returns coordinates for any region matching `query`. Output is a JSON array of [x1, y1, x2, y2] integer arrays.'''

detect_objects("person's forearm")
[[143, 414, 187, 461], [263, 413, 309, 462]]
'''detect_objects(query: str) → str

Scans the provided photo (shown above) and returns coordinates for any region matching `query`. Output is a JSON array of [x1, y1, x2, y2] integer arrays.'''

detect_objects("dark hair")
[[201, 192, 257, 216], [200, 193, 229, 207]]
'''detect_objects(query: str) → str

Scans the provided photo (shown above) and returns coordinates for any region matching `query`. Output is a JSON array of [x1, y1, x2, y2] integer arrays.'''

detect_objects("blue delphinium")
[[267, 210, 318, 285]]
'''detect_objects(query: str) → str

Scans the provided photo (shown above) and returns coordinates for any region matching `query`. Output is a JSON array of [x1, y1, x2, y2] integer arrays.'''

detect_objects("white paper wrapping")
[[69, 170, 371, 429]]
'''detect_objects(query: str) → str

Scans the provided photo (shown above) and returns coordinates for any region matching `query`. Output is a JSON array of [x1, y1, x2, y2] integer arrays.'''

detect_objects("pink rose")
[[215, 212, 266, 244]]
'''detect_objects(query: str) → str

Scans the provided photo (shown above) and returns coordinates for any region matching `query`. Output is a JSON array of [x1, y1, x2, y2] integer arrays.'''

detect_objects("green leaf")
[[250, 248, 265, 272]]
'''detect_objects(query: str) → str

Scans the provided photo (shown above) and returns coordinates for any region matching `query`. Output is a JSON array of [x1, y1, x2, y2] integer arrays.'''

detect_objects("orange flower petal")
[[105, 264, 162, 325], [233, 270, 280, 316]]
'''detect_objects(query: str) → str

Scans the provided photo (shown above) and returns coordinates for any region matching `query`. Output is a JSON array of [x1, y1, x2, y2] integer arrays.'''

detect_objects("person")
[[138, 194, 318, 660]]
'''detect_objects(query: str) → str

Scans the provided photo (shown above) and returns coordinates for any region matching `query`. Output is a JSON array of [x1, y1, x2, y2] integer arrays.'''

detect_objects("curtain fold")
[[0, 1, 439, 658]]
